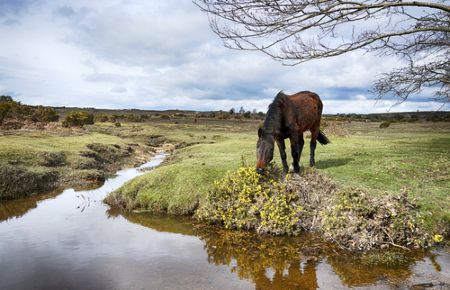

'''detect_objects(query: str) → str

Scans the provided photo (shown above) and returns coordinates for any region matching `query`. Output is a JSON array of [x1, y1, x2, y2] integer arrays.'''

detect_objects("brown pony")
[[256, 91, 330, 174]]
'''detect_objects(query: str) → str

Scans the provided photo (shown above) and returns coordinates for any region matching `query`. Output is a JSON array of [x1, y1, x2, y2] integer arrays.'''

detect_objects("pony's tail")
[[317, 130, 330, 145]]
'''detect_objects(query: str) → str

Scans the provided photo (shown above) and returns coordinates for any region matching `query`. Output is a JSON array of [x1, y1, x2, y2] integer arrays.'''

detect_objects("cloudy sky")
[[0, 0, 447, 113]]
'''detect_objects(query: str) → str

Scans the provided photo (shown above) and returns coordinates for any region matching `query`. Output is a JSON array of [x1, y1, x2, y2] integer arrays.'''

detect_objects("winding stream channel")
[[0, 153, 448, 290]]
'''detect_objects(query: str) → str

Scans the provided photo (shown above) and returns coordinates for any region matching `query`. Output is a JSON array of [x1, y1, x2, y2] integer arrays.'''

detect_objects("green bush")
[[196, 166, 303, 235], [1, 96, 59, 125], [95, 114, 110, 122], [38, 152, 66, 167], [32, 106, 59, 122], [379, 121, 391, 128], [62, 111, 94, 127]]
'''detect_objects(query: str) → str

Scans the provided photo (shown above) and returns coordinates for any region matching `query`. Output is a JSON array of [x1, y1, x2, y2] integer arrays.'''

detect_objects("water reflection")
[[0, 189, 62, 221], [199, 229, 319, 290], [125, 213, 449, 290]]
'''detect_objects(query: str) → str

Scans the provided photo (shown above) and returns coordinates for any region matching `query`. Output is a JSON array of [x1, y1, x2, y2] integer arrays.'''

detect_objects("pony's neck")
[[263, 93, 285, 133]]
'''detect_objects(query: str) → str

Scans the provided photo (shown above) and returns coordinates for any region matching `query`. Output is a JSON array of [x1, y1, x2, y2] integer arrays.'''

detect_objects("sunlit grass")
[[112, 121, 449, 230]]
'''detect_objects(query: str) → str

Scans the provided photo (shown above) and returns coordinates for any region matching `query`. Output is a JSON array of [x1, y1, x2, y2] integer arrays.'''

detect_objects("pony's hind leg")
[[310, 127, 319, 167]]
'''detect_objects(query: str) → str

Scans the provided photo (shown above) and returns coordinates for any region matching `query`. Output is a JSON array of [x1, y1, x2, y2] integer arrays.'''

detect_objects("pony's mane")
[[262, 91, 287, 133]]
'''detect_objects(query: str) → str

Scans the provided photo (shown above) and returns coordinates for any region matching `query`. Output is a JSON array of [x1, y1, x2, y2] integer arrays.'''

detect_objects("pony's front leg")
[[290, 134, 303, 173], [276, 139, 288, 176]]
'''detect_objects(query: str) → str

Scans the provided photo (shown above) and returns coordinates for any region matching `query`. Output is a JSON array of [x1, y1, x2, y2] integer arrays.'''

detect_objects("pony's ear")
[[258, 127, 263, 137]]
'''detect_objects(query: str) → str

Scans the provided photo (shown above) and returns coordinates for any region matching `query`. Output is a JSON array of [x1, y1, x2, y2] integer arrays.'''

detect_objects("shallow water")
[[0, 153, 448, 290]]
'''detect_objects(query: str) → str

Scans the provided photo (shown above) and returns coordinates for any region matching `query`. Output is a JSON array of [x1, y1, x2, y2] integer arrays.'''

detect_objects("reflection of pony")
[[256, 91, 330, 174]]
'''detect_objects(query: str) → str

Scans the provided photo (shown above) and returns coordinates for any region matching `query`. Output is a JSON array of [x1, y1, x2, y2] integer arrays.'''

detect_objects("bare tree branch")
[[194, 0, 450, 103]]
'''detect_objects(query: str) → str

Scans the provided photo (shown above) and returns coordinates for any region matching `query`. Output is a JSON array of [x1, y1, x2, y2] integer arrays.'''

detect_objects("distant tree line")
[[324, 112, 450, 123], [0, 95, 59, 125]]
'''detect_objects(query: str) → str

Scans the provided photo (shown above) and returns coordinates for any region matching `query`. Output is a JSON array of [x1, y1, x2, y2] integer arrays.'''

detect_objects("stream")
[[0, 153, 448, 290]]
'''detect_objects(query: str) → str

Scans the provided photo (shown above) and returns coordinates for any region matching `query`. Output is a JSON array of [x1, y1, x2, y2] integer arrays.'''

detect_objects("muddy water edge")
[[0, 153, 448, 290]]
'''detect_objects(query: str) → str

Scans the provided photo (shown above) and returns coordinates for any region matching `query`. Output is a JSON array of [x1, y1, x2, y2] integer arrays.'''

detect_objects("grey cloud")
[[55, 6, 77, 18], [111, 87, 127, 93], [84, 73, 128, 84], [2, 19, 20, 26], [0, 0, 38, 16], [69, 2, 213, 67]]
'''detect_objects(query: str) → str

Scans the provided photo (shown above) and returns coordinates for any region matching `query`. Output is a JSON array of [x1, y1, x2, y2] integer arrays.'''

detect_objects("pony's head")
[[256, 127, 275, 174]]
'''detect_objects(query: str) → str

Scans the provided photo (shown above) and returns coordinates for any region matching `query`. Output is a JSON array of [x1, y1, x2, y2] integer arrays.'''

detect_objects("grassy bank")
[[0, 118, 258, 199], [0, 127, 155, 199], [108, 121, 449, 232]]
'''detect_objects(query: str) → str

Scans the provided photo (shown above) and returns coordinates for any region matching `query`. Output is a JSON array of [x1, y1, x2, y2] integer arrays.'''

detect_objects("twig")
[[382, 228, 411, 251]]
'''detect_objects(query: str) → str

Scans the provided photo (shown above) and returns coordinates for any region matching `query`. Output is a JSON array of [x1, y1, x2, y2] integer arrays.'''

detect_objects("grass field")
[[107, 120, 450, 232]]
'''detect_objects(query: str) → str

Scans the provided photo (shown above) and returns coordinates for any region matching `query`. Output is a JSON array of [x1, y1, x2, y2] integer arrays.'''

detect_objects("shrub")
[[379, 121, 391, 128], [321, 188, 430, 251], [32, 106, 59, 122], [1, 96, 59, 125], [197, 165, 432, 250], [62, 111, 94, 127], [196, 165, 303, 235], [114, 121, 121, 127], [146, 135, 167, 147], [96, 114, 110, 122], [38, 152, 66, 167]]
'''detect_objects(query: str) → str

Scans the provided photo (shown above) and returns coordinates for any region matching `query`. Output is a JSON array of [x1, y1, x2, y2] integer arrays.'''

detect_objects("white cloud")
[[0, 0, 446, 113]]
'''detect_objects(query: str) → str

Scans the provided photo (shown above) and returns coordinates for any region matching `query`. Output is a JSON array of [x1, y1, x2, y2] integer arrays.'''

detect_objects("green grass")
[[0, 129, 151, 199], [107, 133, 257, 214], [0, 132, 128, 166], [111, 121, 449, 231]]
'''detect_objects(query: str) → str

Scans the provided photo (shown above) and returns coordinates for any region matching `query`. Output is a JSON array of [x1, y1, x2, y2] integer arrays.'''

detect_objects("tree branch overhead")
[[195, 0, 450, 103]]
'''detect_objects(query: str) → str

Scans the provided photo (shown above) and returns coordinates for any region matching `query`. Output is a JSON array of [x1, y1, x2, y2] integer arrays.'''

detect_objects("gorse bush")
[[196, 166, 303, 235], [197, 165, 434, 250], [0, 96, 59, 125], [32, 106, 59, 122], [62, 111, 94, 127]]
